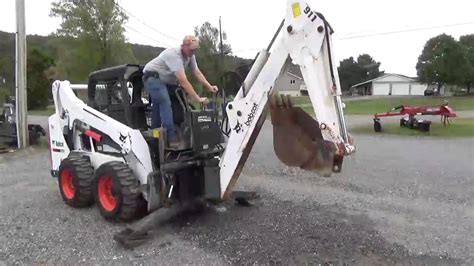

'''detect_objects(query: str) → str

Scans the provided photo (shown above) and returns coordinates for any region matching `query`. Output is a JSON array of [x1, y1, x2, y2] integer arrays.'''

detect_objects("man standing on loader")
[[143, 35, 219, 149]]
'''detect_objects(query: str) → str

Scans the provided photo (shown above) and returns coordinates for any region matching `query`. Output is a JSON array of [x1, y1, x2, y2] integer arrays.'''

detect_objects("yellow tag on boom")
[[292, 2, 301, 18], [153, 129, 160, 139]]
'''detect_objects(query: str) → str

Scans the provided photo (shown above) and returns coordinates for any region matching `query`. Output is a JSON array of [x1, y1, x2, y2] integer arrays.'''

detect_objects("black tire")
[[418, 121, 431, 132], [94, 161, 142, 221], [373, 120, 383, 132], [28, 130, 40, 145], [58, 155, 95, 207]]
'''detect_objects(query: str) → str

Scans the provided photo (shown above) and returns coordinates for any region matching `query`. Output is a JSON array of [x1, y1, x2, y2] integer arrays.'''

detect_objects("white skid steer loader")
[[48, 0, 355, 247]]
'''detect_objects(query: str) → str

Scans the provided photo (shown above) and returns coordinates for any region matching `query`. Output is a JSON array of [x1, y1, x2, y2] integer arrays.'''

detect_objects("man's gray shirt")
[[143, 47, 198, 85]]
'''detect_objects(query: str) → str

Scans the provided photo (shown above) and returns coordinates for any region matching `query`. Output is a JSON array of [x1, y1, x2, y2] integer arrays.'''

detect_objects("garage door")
[[411, 84, 427, 95], [391, 83, 410, 95], [373, 83, 390, 95]]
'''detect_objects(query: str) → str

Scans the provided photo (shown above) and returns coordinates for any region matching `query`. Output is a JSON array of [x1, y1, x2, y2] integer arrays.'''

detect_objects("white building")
[[351, 74, 427, 96], [274, 57, 306, 96]]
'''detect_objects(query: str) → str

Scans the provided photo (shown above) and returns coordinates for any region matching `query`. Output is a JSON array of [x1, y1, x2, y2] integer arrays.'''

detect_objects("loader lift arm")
[[219, 0, 355, 199], [49, 80, 154, 188]]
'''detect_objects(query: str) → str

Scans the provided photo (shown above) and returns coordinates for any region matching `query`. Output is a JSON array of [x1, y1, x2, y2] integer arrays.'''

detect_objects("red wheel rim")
[[98, 176, 117, 212], [61, 168, 75, 200]]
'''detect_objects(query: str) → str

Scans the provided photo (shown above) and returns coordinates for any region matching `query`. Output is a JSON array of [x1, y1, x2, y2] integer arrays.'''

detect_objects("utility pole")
[[218, 16, 226, 98], [219, 16, 224, 65], [16, 0, 28, 148]]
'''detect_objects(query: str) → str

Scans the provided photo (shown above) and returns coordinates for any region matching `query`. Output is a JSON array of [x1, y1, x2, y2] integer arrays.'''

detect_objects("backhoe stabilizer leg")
[[114, 200, 206, 249], [230, 190, 260, 206], [114, 204, 182, 248]]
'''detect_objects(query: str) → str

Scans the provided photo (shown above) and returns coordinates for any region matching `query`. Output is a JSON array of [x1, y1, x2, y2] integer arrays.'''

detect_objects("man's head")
[[181, 35, 200, 57]]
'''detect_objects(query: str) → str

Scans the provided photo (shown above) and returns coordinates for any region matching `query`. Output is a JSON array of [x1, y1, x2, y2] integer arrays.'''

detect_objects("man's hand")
[[208, 85, 219, 93], [198, 96, 209, 105]]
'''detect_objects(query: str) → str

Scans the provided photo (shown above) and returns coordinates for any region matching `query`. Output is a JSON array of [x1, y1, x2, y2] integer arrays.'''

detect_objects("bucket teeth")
[[269, 94, 337, 175]]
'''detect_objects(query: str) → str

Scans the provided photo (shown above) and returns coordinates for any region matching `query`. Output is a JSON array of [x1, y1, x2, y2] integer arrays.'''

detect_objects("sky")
[[1, 0, 473, 77]]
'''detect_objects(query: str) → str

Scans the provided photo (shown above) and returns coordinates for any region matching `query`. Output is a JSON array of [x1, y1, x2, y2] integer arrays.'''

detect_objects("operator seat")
[[167, 85, 187, 125], [166, 85, 193, 148], [128, 75, 149, 130]]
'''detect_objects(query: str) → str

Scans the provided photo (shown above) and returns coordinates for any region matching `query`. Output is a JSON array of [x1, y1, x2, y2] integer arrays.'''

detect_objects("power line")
[[233, 48, 261, 53], [124, 24, 172, 48], [339, 21, 474, 40], [116, 1, 473, 47], [232, 20, 474, 54], [116, 1, 180, 43]]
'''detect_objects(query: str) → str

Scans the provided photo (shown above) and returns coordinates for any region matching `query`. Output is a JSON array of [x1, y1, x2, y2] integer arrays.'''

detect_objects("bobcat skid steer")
[[48, 0, 355, 246]]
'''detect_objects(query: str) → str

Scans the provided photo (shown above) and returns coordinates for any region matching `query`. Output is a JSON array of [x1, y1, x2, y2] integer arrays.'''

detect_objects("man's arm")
[[193, 68, 215, 92], [190, 56, 218, 93], [175, 70, 207, 103]]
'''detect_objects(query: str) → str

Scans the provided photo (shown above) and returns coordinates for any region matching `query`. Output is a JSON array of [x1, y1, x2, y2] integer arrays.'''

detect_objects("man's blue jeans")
[[145, 77, 177, 142]]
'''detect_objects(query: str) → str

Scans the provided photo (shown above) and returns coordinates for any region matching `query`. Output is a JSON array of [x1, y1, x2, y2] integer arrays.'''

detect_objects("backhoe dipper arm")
[[219, 0, 355, 199]]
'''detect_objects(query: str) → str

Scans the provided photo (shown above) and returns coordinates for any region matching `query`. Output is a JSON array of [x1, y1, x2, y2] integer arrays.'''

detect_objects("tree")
[[50, 0, 136, 81], [27, 49, 55, 109], [337, 54, 384, 91], [416, 34, 472, 89], [0, 57, 7, 87], [338, 57, 361, 91], [193, 22, 233, 92], [0, 57, 9, 103], [0, 32, 15, 93], [357, 54, 383, 80], [194, 22, 232, 55], [460, 34, 474, 93]]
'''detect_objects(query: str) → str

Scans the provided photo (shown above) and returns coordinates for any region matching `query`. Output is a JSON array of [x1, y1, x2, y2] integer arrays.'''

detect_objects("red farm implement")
[[373, 102, 457, 132]]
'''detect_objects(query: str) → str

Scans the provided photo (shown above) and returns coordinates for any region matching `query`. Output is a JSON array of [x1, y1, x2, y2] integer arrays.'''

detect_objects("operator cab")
[[86, 64, 224, 158]]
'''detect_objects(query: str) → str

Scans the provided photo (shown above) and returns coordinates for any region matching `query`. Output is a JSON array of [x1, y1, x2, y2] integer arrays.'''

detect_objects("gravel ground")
[[1, 117, 473, 264]]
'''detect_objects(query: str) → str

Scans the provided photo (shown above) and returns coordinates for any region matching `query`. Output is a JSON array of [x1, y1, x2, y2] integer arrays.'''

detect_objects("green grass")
[[28, 106, 55, 116], [292, 96, 474, 115], [351, 118, 474, 137], [24, 95, 474, 118], [290, 96, 314, 106], [345, 96, 474, 115]]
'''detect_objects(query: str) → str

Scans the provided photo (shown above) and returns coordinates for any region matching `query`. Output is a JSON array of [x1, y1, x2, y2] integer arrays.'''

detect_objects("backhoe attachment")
[[219, 0, 355, 199]]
